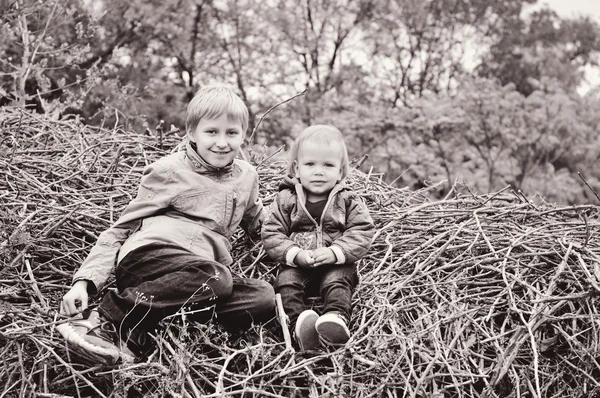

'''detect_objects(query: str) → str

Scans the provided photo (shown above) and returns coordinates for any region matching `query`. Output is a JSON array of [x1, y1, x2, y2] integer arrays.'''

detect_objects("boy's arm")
[[72, 162, 172, 295], [261, 191, 303, 266], [329, 192, 375, 265], [240, 170, 265, 240]]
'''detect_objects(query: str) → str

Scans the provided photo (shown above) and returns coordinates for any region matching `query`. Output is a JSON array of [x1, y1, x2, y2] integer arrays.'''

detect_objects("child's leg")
[[99, 243, 234, 334], [314, 264, 358, 345], [319, 263, 358, 322], [212, 277, 276, 330], [273, 266, 313, 329]]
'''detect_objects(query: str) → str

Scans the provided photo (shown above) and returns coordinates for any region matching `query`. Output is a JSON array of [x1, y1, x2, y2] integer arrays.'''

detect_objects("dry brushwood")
[[1, 107, 600, 398]]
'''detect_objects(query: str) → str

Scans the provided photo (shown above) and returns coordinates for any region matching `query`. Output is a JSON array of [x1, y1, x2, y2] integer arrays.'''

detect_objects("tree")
[[364, 0, 534, 106], [478, 7, 600, 95], [0, 0, 98, 115]]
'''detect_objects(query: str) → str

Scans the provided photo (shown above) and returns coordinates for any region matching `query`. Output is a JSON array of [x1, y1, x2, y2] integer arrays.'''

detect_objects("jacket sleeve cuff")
[[330, 245, 346, 264], [285, 246, 302, 266], [72, 277, 98, 296]]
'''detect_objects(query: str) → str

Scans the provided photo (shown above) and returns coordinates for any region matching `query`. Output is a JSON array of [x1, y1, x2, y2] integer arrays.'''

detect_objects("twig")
[[247, 89, 307, 145], [275, 293, 293, 352], [578, 172, 600, 202]]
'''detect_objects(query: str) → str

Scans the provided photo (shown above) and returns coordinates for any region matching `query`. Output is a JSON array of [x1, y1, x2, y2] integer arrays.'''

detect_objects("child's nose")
[[215, 134, 228, 148]]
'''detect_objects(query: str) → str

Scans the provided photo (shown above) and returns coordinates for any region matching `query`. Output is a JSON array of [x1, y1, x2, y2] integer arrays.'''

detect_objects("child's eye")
[[305, 162, 314, 166], [227, 130, 240, 136], [205, 130, 217, 135]]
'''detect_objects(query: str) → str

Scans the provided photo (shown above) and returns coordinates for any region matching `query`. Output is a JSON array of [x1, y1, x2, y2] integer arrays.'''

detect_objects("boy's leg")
[[212, 277, 276, 330], [274, 266, 322, 350], [100, 244, 234, 337], [318, 263, 358, 321], [273, 266, 313, 329], [315, 263, 358, 345]]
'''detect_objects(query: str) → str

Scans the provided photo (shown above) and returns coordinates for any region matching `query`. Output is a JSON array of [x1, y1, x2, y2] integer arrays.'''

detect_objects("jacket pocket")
[[173, 188, 226, 227]]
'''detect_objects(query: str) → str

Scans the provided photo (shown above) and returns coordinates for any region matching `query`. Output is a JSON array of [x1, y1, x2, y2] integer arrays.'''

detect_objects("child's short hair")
[[186, 85, 249, 133], [287, 124, 350, 180]]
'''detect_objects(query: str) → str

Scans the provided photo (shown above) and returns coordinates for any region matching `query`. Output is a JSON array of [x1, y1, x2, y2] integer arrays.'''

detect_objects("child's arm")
[[240, 170, 265, 240], [261, 191, 307, 267], [67, 163, 172, 308], [325, 192, 375, 265]]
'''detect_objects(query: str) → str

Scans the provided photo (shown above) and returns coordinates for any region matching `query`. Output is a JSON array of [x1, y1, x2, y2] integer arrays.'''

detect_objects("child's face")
[[294, 140, 344, 201], [188, 113, 244, 168]]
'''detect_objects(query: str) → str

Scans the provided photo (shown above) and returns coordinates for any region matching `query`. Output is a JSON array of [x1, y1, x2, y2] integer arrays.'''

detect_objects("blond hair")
[[287, 124, 349, 179], [186, 85, 249, 133]]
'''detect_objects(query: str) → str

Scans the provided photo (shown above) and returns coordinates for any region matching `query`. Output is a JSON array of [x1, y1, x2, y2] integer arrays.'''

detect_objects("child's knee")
[[253, 281, 276, 315], [203, 263, 233, 299]]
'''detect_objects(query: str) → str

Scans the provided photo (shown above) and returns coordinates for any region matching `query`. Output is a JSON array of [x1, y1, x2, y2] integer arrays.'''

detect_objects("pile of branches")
[[2, 107, 600, 398]]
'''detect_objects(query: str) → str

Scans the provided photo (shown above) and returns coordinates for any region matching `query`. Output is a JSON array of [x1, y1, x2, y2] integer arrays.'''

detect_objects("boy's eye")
[[305, 162, 314, 166], [227, 130, 240, 136], [205, 130, 217, 135]]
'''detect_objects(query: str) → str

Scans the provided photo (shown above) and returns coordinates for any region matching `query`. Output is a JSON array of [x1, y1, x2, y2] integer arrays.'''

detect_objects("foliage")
[[1, 0, 600, 204]]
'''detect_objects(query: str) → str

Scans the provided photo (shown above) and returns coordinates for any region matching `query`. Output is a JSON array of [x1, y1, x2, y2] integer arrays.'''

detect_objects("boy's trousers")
[[274, 263, 358, 328], [98, 243, 275, 333]]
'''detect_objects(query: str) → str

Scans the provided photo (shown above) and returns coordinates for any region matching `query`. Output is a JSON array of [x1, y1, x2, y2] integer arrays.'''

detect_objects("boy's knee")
[[202, 262, 233, 299], [251, 281, 276, 318]]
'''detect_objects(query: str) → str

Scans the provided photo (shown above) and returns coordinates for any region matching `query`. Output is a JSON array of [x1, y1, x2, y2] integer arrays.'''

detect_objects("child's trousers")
[[98, 243, 275, 333], [274, 263, 358, 329]]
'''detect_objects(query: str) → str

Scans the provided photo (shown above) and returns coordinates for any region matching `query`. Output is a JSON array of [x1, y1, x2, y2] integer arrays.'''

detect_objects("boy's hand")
[[312, 247, 337, 267], [294, 250, 315, 267], [61, 280, 89, 315]]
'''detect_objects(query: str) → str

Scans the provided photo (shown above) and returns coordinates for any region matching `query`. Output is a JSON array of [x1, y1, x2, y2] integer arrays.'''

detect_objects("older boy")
[[58, 85, 275, 364]]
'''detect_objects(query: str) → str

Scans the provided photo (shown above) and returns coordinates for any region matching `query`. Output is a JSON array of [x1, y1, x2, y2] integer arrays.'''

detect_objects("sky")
[[527, 0, 600, 20], [524, 0, 600, 94]]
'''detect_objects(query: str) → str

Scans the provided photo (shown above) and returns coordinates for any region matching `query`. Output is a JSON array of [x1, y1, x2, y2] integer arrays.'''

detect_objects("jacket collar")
[[186, 141, 235, 174]]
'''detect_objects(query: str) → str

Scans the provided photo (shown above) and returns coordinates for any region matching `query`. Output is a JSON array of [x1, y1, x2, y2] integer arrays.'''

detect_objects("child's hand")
[[312, 247, 337, 267], [294, 250, 315, 267], [61, 280, 89, 315]]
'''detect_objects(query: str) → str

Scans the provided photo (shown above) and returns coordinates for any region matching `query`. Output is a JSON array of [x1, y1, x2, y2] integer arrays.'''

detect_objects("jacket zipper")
[[297, 187, 339, 249], [228, 192, 237, 228]]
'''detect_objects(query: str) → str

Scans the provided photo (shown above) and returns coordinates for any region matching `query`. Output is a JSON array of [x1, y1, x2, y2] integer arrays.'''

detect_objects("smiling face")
[[188, 113, 245, 168], [294, 140, 344, 201]]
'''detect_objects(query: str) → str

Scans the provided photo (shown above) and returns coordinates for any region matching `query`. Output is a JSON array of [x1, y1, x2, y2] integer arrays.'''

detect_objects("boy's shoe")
[[294, 309, 321, 351], [315, 312, 350, 346], [121, 326, 152, 359], [57, 308, 132, 365]]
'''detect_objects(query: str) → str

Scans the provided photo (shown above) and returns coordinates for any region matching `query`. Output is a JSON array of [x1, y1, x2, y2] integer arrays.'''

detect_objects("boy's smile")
[[294, 141, 344, 201], [188, 113, 245, 168]]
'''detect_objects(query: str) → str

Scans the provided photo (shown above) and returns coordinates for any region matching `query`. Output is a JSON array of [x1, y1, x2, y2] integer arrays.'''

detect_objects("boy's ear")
[[293, 160, 299, 176]]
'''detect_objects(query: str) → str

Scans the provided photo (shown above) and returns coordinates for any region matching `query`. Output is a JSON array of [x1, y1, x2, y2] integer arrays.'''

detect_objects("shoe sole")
[[315, 319, 350, 345], [295, 310, 321, 351], [56, 323, 125, 365]]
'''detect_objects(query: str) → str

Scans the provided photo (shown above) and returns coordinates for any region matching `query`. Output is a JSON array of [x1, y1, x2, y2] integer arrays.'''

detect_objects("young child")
[[262, 125, 374, 350], [58, 85, 275, 364]]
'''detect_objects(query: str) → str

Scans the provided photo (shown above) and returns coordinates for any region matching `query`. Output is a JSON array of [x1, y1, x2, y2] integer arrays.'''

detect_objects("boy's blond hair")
[[186, 85, 249, 134], [287, 124, 350, 180]]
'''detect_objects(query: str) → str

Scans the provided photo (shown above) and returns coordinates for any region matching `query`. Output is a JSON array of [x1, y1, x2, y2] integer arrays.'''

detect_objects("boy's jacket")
[[73, 142, 264, 294], [262, 175, 374, 267]]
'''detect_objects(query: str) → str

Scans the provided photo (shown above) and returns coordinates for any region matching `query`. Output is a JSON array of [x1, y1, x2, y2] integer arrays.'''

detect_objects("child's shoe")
[[294, 309, 321, 351], [315, 312, 350, 345], [57, 308, 132, 365]]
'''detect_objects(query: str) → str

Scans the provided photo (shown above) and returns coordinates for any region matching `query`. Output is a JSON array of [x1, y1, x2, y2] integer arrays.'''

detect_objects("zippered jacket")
[[72, 142, 264, 294], [262, 175, 374, 267]]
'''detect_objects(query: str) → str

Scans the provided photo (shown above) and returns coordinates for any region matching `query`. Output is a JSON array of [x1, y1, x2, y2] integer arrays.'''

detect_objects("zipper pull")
[[316, 225, 323, 248]]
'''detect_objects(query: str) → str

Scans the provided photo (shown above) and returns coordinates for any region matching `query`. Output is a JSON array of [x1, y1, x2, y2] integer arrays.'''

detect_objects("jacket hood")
[[279, 174, 299, 190]]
